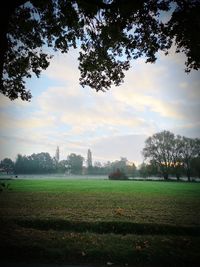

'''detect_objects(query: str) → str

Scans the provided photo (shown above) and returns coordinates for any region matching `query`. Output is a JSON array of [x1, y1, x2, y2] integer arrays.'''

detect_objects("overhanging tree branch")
[[0, 0, 200, 101]]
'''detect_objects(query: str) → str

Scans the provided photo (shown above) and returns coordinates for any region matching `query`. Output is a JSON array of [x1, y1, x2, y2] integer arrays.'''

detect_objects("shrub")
[[108, 169, 128, 180]]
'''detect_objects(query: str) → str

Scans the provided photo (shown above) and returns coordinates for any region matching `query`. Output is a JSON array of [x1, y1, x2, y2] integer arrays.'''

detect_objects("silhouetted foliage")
[[0, 158, 14, 174], [191, 157, 200, 178], [143, 131, 176, 180], [14, 152, 56, 174], [143, 131, 200, 181], [181, 137, 200, 181], [56, 160, 68, 173], [1, 0, 200, 100], [138, 162, 159, 178]]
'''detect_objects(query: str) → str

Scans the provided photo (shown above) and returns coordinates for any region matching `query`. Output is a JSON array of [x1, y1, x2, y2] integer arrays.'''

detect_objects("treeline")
[[87, 158, 137, 177], [0, 131, 199, 180], [0, 153, 83, 175], [0, 153, 56, 175], [0, 153, 136, 176]]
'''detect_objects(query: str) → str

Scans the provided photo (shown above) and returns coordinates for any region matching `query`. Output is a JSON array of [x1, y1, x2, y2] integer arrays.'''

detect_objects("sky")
[[0, 46, 200, 166]]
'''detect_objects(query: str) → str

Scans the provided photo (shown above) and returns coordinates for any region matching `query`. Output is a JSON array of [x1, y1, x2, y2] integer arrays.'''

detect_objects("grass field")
[[0, 178, 200, 266]]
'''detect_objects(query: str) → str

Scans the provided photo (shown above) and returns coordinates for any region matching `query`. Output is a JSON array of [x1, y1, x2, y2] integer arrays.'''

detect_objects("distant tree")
[[14, 152, 55, 174], [143, 131, 175, 180], [1, 0, 200, 101], [57, 159, 68, 173], [138, 161, 159, 178], [108, 168, 128, 180], [149, 160, 161, 177], [87, 149, 92, 168], [126, 162, 137, 177], [170, 135, 185, 180], [86, 149, 93, 174], [138, 162, 148, 178], [142, 131, 200, 181], [34, 152, 55, 173], [0, 158, 14, 174], [111, 157, 128, 172], [180, 137, 200, 181], [55, 146, 60, 163], [89, 161, 105, 175], [94, 161, 102, 168], [67, 153, 84, 175], [191, 156, 200, 178], [103, 161, 112, 174], [14, 154, 29, 174]]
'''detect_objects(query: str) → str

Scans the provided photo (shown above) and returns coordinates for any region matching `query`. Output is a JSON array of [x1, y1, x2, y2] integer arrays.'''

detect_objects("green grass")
[[0, 178, 200, 266], [6, 178, 200, 196]]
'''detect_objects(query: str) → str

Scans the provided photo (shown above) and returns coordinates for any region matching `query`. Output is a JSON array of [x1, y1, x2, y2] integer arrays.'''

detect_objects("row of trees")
[[87, 157, 137, 177], [0, 152, 136, 176], [0, 153, 84, 175], [142, 131, 200, 181], [0, 131, 199, 180]]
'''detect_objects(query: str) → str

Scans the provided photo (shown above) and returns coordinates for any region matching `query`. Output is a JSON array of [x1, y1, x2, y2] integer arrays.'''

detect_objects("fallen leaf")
[[115, 207, 124, 216]]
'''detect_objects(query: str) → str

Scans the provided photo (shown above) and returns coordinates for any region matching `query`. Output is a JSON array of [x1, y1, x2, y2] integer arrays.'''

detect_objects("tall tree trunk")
[[187, 169, 191, 182], [163, 172, 168, 180], [176, 173, 180, 181]]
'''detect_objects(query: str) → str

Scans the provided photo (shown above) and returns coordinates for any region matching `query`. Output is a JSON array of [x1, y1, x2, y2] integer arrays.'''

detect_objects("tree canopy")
[[67, 153, 84, 174], [142, 130, 200, 181], [1, 0, 200, 101], [14, 152, 55, 174]]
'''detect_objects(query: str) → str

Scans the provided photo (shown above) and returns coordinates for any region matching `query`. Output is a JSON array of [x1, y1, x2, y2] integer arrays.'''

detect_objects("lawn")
[[0, 178, 200, 266]]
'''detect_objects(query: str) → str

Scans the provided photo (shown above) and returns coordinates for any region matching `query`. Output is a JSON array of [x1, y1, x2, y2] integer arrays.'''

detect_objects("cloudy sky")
[[0, 46, 200, 166]]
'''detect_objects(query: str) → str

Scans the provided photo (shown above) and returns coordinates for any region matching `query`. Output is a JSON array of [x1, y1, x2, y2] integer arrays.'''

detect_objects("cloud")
[[0, 111, 55, 129], [37, 85, 146, 136], [44, 49, 80, 84], [113, 88, 182, 119], [171, 121, 200, 139], [91, 134, 147, 165], [25, 46, 200, 138], [0, 45, 199, 163]]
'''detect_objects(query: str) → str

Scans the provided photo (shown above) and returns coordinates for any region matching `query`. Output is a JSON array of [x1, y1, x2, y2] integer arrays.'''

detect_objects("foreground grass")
[[0, 179, 200, 266]]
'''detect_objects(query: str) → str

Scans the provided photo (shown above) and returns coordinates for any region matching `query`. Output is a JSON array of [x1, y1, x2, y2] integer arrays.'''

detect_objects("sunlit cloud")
[[0, 111, 56, 129], [113, 88, 182, 119]]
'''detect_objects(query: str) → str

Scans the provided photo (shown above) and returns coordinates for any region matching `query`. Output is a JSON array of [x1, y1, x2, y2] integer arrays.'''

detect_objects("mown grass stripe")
[[13, 219, 200, 236]]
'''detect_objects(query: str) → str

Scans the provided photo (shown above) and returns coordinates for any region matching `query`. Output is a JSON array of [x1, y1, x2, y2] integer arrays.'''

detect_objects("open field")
[[0, 178, 200, 266]]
